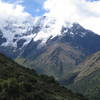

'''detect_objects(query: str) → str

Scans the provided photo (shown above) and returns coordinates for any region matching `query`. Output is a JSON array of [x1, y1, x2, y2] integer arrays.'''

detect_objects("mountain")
[[0, 10, 100, 100], [0, 16, 100, 81], [0, 16, 100, 57], [63, 51, 100, 100], [15, 23, 100, 81], [0, 53, 88, 100], [16, 42, 85, 80]]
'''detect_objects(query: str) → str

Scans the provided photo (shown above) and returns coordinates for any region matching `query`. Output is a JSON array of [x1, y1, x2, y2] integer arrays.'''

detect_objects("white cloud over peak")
[[0, 0, 100, 36], [43, 0, 100, 34]]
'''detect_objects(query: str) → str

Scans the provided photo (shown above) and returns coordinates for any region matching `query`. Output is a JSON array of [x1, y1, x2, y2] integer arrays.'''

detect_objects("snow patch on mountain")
[[33, 16, 73, 44], [0, 15, 74, 48], [0, 15, 34, 47]]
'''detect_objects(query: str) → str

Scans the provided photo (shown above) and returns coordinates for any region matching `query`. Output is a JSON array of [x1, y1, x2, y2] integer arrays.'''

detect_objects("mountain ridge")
[[63, 51, 100, 100]]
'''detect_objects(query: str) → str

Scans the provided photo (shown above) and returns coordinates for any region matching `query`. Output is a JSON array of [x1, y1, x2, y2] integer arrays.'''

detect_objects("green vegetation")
[[0, 53, 88, 100]]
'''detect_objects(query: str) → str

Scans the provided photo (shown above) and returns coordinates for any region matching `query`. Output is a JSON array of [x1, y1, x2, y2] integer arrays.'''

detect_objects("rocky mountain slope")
[[16, 42, 85, 80], [63, 51, 100, 100]]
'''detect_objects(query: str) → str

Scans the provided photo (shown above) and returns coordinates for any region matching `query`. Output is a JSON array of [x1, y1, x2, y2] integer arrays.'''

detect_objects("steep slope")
[[0, 53, 88, 100], [75, 51, 100, 81], [65, 51, 100, 100], [16, 42, 85, 80], [60, 23, 100, 54]]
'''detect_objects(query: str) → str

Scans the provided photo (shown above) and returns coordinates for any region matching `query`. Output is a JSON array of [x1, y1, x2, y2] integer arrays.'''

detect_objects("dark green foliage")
[[0, 53, 88, 100]]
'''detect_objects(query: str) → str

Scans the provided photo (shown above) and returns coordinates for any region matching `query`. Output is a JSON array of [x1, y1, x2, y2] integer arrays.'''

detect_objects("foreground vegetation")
[[0, 53, 88, 100]]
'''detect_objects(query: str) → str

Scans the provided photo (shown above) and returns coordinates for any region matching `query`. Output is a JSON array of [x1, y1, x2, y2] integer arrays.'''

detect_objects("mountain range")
[[0, 15, 100, 100]]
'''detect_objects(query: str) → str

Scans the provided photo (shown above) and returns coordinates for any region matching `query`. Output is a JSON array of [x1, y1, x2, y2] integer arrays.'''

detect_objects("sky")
[[2, 0, 99, 16], [2, 0, 46, 16], [0, 0, 100, 34]]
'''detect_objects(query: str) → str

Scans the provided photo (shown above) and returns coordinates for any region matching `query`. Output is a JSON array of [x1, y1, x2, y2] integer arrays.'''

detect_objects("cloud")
[[43, 0, 100, 34], [14, 0, 24, 4], [0, 0, 100, 36], [0, 0, 31, 22]]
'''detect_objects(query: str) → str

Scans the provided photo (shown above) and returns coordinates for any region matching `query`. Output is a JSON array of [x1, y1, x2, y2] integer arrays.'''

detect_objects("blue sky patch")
[[2, 0, 46, 16]]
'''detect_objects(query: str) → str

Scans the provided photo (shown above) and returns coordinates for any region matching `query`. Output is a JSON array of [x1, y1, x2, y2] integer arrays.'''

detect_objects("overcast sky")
[[0, 0, 100, 34]]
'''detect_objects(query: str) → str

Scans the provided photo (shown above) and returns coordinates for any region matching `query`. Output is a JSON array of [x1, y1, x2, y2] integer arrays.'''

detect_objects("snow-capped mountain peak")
[[0, 15, 35, 47], [0, 15, 89, 49], [0, 15, 74, 47]]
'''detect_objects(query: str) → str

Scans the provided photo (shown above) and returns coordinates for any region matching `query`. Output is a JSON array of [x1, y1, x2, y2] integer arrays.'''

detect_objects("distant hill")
[[64, 51, 100, 100]]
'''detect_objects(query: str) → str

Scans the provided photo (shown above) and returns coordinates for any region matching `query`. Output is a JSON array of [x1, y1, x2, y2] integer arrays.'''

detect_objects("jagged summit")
[[0, 14, 100, 60], [0, 15, 85, 48]]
